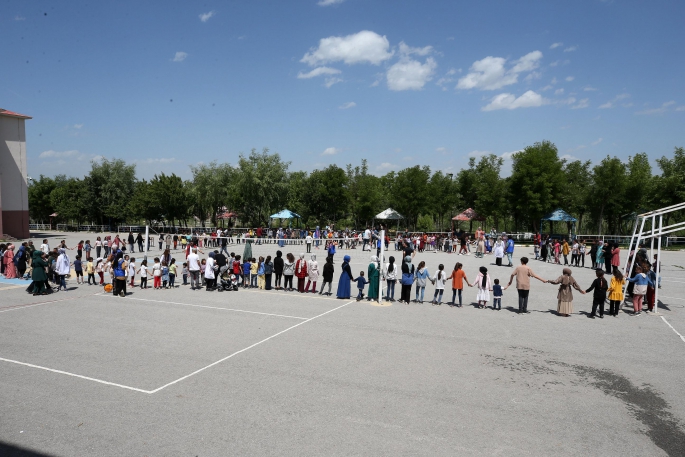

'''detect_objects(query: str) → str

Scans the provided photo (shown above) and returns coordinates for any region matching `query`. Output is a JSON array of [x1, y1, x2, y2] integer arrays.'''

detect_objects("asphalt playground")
[[1, 232, 684, 456]]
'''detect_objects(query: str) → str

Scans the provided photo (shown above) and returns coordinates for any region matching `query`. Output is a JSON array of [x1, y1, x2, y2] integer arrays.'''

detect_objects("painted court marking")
[[0, 299, 354, 394], [96, 293, 309, 320], [660, 316, 685, 343], [0, 293, 96, 314]]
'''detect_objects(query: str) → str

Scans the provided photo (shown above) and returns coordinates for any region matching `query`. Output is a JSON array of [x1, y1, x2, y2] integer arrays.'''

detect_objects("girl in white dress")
[[475, 266, 492, 308]]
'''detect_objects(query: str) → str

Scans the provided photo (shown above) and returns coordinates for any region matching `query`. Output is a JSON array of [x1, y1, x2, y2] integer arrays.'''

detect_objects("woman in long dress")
[[2, 244, 17, 279], [493, 237, 505, 266], [548, 268, 585, 316], [475, 266, 492, 308], [367, 255, 380, 301], [336, 255, 352, 299]]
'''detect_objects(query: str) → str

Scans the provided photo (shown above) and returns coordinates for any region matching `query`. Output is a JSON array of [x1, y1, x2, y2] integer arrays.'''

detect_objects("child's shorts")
[[75, 271, 83, 277]]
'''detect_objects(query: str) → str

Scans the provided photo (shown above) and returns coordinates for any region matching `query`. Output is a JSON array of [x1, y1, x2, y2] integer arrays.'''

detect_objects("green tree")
[[86, 158, 137, 225], [189, 162, 234, 226], [128, 180, 160, 225], [390, 165, 431, 229], [472, 155, 506, 230], [561, 160, 592, 233], [149, 173, 189, 227], [429, 171, 459, 231], [587, 156, 627, 235], [346, 160, 384, 227], [28, 175, 59, 222], [303, 165, 348, 223], [508, 141, 567, 231], [49, 178, 89, 225]]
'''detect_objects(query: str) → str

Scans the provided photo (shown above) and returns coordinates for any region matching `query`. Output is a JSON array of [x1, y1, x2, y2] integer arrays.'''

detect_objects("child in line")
[[182, 262, 189, 285], [319, 256, 334, 295], [492, 279, 503, 310], [586, 268, 609, 318], [169, 258, 177, 288], [627, 265, 654, 316], [446, 262, 471, 307], [250, 258, 259, 287], [242, 257, 252, 288], [161, 261, 170, 289], [607, 268, 625, 317], [86, 257, 95, 285], [84, 240, 91, 260], [414, 261, 429, 303], [475, 266, 491, 309], [74, 255, 84, 284], [233, 255, 243, 287], [355, 271, 368, 301], [128, 257, 136, 288], [152, 257, 162, 289], [430, 264, 446, 305], [200, 259, 207, 286], [257, 256, 266, 289], [138, 260, 148, 289], [95, 258, 104, 285]]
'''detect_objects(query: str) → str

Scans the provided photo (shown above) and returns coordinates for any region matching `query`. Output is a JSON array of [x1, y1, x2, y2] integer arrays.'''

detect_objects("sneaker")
[[634, 312, 641, 317]]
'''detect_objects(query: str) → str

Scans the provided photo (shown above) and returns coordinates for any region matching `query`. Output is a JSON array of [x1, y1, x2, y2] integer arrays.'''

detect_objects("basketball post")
[[378, 229, 385, 304]]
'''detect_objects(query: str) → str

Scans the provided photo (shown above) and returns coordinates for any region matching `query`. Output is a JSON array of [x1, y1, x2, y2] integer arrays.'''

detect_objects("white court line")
[[0, 356, 152, 394], [0, 294, 91, 314], [148, 300, 356, 394], [660, 316, 685, 343], [657, 295, 685, 301], [96, 293, 308, 320]]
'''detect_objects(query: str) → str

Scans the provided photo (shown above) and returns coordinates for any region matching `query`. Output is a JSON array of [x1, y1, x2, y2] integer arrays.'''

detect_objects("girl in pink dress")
[[2, 245, 17, 279]]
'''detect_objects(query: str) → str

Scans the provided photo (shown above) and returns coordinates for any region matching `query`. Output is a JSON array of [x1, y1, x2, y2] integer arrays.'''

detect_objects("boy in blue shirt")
[[355, 271, 368, 301], [492, 278, 503, 310], [74, 255, 84, 285], [242, 258, 252, 288]]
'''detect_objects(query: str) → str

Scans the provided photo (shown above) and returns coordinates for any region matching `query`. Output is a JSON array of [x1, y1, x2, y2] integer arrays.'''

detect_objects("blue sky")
[[2, 0, 684, 180]]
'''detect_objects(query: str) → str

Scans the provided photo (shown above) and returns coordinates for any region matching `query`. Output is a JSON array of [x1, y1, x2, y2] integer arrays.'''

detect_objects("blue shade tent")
[[541, 209, 577, 237], [270, 209, 301, 227]]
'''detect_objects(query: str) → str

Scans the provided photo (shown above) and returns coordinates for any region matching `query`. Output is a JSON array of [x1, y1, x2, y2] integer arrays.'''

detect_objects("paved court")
[[1, 232, 684, 456]]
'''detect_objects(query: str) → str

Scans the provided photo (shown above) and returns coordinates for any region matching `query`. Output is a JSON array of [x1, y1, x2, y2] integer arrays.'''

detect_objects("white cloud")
[[564, 46, 578, 52], [324, 77, 343, 88], [677, 106, 685, 112], [565, 76, 574, 82], [321, 147, 341, 156], [339, 102, 356, 109], [591, 138, 603, 146], [584, 86, 598, 91], [297, 66, 341, 79], [550, 77, 558, 85], [457, 51, 542, 91], [199, 11, 216, 22], [73, 124, 83, 129], [550, 59, 570, 67], [14, 15, 26, 21], [550, 42, 563, 49], [561, 154, 580, 161], [172, 52, 188, 62], [482, 90, 548, 111], [376, 162, 398, 172], [468, 150, 490, 157], [599, 102, 612, 109], [636, 101, 676, 115], [524, 71, 542, 82], [134, 158, 179, 164], [436, 68, 458, 90], [501, 150, 522, 160], [571, 98, 589, 109], [301, 30, 393, 66], [386, 57, 437, 91], [599, 93, 630, 109], [318, 0, 345, 5], [555, 88, 565, 95], [39, 150, 81, 159], [398, 41, 433, 56], [540, 85, 554, 92], [436, 147, 447, 152]]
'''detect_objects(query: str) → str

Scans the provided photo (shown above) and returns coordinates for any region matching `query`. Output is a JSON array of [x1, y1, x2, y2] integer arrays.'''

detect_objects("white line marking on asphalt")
[[657, 295, 685, 301], [0, 357, 152, 394], [96, 294, 309, 320], [148, 300, 356, 394], [0, 294, 87, 314], [660, 316, 685, 343]]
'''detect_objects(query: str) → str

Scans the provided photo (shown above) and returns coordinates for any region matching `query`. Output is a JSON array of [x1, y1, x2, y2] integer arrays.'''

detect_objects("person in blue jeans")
[[505, 236, 515, 267], [354, 271, 368, 301], [492, 279, 503, 310]]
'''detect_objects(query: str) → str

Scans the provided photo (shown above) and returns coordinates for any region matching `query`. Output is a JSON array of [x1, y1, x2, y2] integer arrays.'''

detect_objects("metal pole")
[[379, 229, 385, 304], [655, 215, 662, 314], [623, 216, 645, 299]]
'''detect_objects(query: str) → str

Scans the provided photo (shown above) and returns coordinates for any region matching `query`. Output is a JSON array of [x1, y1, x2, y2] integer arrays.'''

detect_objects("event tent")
[[540, 208, 577, 237], [452, 208, 485, 221], [270, 209, 301, 227], [374, 208, 403, 220]]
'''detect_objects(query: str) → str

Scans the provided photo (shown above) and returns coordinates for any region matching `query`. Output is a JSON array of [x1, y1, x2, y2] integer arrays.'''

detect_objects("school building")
[[0, 108, 32, 239]]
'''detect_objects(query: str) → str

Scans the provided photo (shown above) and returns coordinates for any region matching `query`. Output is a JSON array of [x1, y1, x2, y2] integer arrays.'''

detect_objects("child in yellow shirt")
[[607, 269, 625, 317]]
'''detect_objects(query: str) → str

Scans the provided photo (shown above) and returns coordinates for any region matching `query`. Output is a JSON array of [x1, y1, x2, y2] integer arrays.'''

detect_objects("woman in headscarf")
[[367, 255, 380, 301], [493, 237, 505, 266], [55, 248, 71, 291], [30, 250, 49, 295], [336, 255, 353, 299], [14, 243, 28, 277], [204, 251, 216, 290], [295, 253, 308, 293], [399, 255, 415, 304], [475, 266, 492, 309], [548, 267, 585, 316], [2, 244, 17, 279], [306, 254, 319, 293]]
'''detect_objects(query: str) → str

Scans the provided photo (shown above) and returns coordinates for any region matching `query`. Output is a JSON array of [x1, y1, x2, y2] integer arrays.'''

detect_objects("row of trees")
[[28, 144, 685, 235]]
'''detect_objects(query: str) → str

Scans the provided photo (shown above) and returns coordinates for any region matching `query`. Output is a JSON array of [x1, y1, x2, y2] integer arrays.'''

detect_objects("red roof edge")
[[0, 109, 32, 119]]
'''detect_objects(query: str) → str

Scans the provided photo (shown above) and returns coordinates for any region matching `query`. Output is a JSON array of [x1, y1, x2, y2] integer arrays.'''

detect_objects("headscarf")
[[276, 250, 282, 258], [56, 248, 70, 275], [343, 255, 351, 263], [561, 267, 573, 286], [208, 252, 215, 258], [311, 254, 316, 261], [300, 253, 305, 259], [370, 255, 378, 262], [403, 255, 413, 273], [480, 266, 488, 288]]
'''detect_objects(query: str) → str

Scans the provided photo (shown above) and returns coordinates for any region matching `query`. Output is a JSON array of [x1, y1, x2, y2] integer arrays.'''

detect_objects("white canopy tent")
[[374, 208, 404, 231]]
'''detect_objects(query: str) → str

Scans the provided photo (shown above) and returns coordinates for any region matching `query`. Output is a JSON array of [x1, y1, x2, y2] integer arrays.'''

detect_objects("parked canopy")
[[375, 208, 404, 220], [270, 209, 301, 219], [452, 208, 485, 221], [541, 208, 577, 222]]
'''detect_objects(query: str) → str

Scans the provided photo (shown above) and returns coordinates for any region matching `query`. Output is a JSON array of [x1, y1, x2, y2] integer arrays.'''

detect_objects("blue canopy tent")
[[541, 209, 577, 238], [270, 209, 301, 228]]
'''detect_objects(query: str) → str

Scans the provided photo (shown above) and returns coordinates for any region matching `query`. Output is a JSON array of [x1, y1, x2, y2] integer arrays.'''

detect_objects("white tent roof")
[[375, 208, 404, 220]]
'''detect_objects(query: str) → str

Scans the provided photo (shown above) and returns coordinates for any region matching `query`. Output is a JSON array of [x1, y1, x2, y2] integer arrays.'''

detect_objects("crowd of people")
[[0, 226, 662, 318]]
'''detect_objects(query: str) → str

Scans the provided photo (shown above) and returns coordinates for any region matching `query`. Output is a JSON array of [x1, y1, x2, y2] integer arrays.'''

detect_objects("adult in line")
[[548, 267, 585, 317], [15, 243, 28, 278], [399, 255, 415, 304], [264, 255, 273, 290], [204, 252, 216, 290], [306, 254, 318, 293], [30, 250, 49, 295], [336, 255, 353, 299], [504, 257, 546, 314], [136, 232, 144, 253], [274, 251, 284, 290], [367, 255, 380, 301], [602, 241, 613, 275], [55, 248, 71, 291], [187, 248, 201, 290]]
